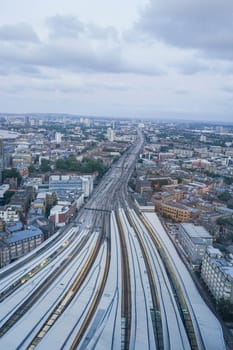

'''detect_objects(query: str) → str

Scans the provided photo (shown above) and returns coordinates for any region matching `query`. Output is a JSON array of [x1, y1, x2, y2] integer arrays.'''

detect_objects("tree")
[[223, 176, 233, 185], [40, 159, 51, 172], [55, 155, 107, 177], [1, 190, 15, 205], [28, 164, 36, 174], [55, 158, 67, 170], [66, 155, 80, 171], [218, 191, 231, 202], [2, 168, 22, 186]]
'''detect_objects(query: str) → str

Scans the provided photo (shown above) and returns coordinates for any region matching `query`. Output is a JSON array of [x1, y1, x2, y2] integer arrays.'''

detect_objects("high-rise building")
[[24, 116, 30, 126], [55, 132, 62, 144], [107, 128, 115, 142], [201, 247, 233, 303]]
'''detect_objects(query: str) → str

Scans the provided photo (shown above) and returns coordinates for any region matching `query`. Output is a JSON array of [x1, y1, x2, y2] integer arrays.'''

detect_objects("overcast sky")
[[0, 0, 233, 121]]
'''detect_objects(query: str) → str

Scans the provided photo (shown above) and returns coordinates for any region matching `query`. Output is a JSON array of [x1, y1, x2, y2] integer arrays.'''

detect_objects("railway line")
[[118, 208, 155, 349], [81, 211, 122, 350], [115, 209, 131, 349], [0, 130, 227, 350], [129, 209, 191, 350], [142, 211, 226, 350]]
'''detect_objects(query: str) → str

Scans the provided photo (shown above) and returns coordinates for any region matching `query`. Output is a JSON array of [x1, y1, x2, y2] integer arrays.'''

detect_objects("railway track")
[[68, 213, 111, 350], [140, 214, 204, 350], [25, 216, 105, 349], [125, 209, 164, 349], [0, 233, 90, 338], [0, 229, 79, 303], [115, 209, 131, 350]]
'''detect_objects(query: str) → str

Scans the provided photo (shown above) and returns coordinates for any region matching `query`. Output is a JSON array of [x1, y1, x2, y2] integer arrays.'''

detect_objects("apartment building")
[[156, 201, 199, 222], [0, 206, 19, 222], [201, 247, 233, 303], [49, 175, 93, 198], [0, 226, 43, 267], [178, 223, 213, 265]]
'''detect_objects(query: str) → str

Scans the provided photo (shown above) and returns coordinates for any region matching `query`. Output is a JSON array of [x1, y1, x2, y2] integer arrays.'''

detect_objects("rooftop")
[[4, 226, 43, 244]]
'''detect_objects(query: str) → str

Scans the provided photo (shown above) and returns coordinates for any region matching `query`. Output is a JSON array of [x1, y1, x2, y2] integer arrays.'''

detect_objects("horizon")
[[1, 1, 233, 121]]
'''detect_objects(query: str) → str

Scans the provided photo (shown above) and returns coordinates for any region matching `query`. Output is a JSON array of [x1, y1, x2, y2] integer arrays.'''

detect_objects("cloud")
[[0, 16, 162, 77], [0, 23, 39, 42], [46, 14, 120, 43], [175, 89, 189, 95], [222, 86, 233, 93], [171, 59, 209, 75], [46, 15, 84, 39], [85, 23, 119, 41], [136, 0, 233, 60]]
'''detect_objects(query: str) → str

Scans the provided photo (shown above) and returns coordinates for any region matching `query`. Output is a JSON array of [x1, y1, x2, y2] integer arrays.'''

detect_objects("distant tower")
[[0, 138, 4, 184], [200, 135, 207, 142], [226, 157, 231, 167], [55, 132, 62, 144], [107, 128, 115, 142], [24, 116, 29, 126], [84, 118, 90, 127]]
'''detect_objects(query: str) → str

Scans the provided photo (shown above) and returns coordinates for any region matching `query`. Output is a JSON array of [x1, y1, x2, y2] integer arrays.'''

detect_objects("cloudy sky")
[[0, 0, 233, 121]]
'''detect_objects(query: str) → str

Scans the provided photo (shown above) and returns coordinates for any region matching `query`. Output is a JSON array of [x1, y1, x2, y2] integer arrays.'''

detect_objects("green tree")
[[2, 168, 22, 185], [40, 159, 51, 172], [55, 158, 67, 170], [3, 190, 15, 204], [223, 176, 233, 185], [218, 191, 231, 202], [55, 156, 107, 177], [66, 155, 80, 171], [28, 164, 36, 174]]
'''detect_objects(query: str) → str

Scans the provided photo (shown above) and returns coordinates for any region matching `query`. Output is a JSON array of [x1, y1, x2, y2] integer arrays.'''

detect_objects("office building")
[[201, 247, 233, 303], [178, 223, 213, 265]]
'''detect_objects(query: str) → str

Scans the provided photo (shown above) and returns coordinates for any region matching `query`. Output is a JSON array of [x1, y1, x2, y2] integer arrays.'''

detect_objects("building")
[[0, 206, 19, 222], [49, 202, 76, 227], [55, 132, 62, 144], [153, 189, 184, 203], [0, 225, 43, 267], [31, 198, 46, 214], [155, 201, 199, 222], [12, 150, 32, 167], [178, 223, 213, 265], [201, 247, 233, 303], [49, 175, 82, 192], [0, 184, 9, 199], [107, 128, 115, 142], [49, 175, 93, 198], [81, 175, 94, 197], [158, 152, 175, 161], [0, 240, 11, 267], [10, 189, 34, 222], [28, 216, 55, 240]]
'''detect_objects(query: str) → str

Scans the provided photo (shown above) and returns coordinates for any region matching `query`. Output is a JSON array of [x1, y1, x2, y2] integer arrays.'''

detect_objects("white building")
[[55, 132, 62, 144], [0, 206, 19, 222], [178, 223, 213, 265], [200, 135, 207, 142], [107, 128, 115, 142], [81, 175, 94, 198], [0, 184, 9, 198], [49, 175, 93, 198], [201, 247, 233, 303], [173, 149, 194, 158]]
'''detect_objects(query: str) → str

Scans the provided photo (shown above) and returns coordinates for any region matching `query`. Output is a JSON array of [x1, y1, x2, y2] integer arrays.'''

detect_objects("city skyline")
[[0, 0, 233, 121]]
